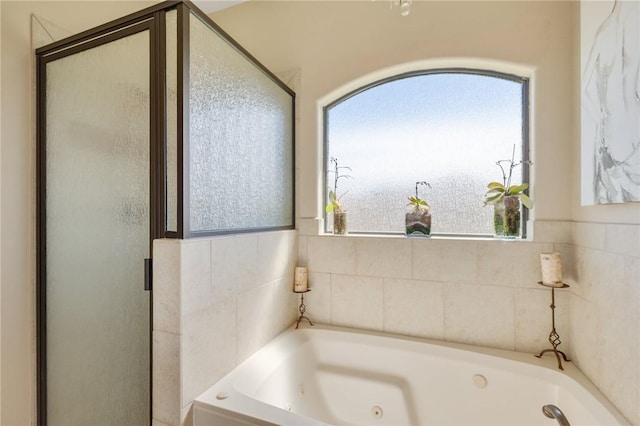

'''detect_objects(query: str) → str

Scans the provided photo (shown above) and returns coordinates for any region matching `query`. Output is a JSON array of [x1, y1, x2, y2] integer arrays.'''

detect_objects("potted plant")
[[325, 157, 353, 235], [406, 181, 432, 237], [483, 147, 533, 238]]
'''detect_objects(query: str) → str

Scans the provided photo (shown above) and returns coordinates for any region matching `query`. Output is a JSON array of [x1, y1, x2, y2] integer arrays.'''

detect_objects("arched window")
[[323, 68, 530, 237]]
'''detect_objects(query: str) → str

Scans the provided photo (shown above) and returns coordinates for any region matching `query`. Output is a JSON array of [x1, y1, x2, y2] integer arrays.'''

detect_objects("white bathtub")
[[193, 324, 628, 426]]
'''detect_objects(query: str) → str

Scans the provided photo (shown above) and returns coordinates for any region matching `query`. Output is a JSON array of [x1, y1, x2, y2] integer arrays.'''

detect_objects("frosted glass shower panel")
[[189, 13, 294, 232], [45, 30, 150, 425]]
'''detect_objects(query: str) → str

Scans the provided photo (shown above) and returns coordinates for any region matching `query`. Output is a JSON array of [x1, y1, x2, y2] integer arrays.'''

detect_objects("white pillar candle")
[[294, 267, 308, 292], [540, 253, 563, 287]]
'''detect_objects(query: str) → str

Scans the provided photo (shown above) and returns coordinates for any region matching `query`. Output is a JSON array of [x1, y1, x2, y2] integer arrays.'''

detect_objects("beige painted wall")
[[0, 2, 156, 424]]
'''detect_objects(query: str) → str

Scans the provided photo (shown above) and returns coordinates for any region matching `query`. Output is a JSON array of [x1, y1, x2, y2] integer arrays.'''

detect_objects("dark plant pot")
[[405, 207, 431, 237], [333, 211, 347, 235], [494, 195, 520, 238]]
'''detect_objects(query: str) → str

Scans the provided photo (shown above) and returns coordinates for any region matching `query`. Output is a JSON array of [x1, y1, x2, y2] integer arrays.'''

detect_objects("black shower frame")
[[35, 1, 295, 424]]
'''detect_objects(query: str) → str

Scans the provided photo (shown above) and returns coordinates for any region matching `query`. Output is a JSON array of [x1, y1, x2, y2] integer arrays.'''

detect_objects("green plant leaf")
[[517, 193, 533, 209], [487, 182, 505, 189], [483, 192, 504, 206], [328, 191, 337, 203], [485, 187, 505, 195], [507, 183, 529, 195], [408, 196, 428, 207], [325, 203, 334, 213]]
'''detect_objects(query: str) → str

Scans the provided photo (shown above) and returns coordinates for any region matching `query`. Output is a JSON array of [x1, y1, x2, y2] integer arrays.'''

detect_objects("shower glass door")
[[43, 26, 151, 425]]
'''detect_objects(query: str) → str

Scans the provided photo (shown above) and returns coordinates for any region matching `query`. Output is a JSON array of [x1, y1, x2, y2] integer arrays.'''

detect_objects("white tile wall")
[[152, 230, 298, 426], [306, 272, 331, 324], [383, 278, 444, 339], [181, 240, 211, 316], [152, 331, 181, 426], [573, 222, 607, 249], [412, 239, 476, 283], [258, 231, 297, 283], [355, 237, 412, 278], [307, 236, 357, 274], [533, 220, 573, 243], [302, 234, 562, 352], [514, 287, 570, 354], [154, 241, 181, 335], [331, 274, 384, 331], [606, 224, 640, 257], [298, 235, 309, 266], [444, 283, 516, 350], [210, 234, 257, 299], [237, 282, 275, 362], [475, 241, 554, 288], [569, 293, 601, 381], [273, 277, 302, 333], [181, 300, 236, 403], [570, 222, 639, 425]]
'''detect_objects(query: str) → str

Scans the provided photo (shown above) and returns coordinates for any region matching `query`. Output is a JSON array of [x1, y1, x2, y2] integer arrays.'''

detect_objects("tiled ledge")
[[296, 217, 574, 244]]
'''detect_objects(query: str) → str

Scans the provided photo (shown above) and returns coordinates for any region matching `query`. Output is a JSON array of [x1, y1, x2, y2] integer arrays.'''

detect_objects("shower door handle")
[[144, 258, 152, 291]]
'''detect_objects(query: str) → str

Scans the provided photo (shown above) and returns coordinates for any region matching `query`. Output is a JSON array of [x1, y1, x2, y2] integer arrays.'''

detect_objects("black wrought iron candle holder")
[[535, 282, 570, 370], [294, 288, 313, 329]]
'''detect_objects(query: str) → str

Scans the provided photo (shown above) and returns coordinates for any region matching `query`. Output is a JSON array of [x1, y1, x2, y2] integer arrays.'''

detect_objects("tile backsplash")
[[299, 232, 569, 354]]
